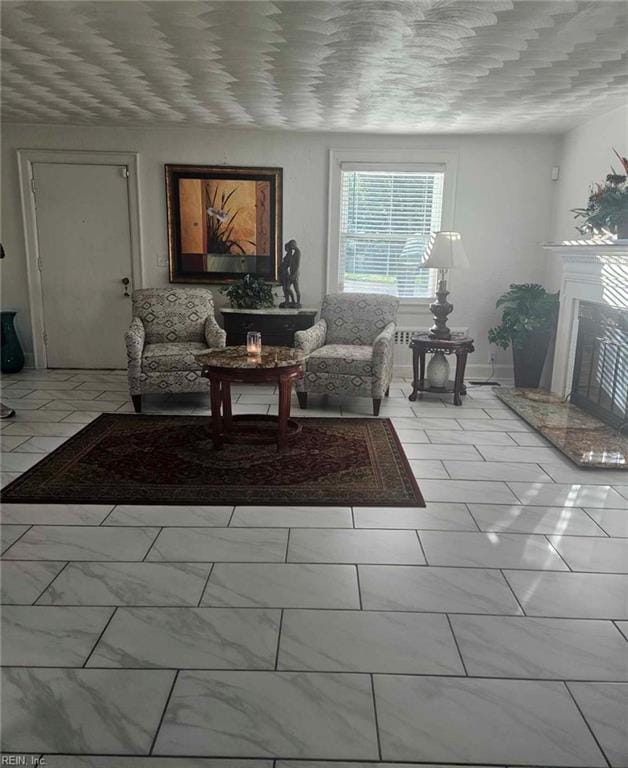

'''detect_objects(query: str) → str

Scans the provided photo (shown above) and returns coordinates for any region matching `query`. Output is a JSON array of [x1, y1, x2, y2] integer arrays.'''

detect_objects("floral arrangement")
[[221, 273, 275, 309], [572, 149, 628, 237]]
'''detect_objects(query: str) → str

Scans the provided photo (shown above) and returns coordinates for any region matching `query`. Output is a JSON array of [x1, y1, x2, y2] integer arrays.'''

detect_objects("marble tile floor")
[[0, 369, 627, 766]]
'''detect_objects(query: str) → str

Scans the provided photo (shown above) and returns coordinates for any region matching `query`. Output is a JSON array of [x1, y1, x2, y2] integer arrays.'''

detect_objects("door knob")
[[121, 277, 130, 297]]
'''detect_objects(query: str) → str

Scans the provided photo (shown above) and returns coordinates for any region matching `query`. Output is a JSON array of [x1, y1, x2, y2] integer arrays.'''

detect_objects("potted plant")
[[221, 273, 275, 309], [488, 284, 559, 388], [572, 149, 628, 238]]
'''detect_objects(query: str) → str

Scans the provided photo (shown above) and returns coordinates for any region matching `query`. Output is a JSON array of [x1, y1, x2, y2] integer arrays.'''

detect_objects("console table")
[[221, 307, 318, 348]]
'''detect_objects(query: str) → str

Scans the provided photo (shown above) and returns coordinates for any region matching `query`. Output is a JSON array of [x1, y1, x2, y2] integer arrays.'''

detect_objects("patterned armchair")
[[294, 293, 399, 416], [125, 288, 226, 412]]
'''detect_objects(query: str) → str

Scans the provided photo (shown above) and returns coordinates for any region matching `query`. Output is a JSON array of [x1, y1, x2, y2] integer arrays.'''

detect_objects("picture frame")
[[165, 164, 283, 284]]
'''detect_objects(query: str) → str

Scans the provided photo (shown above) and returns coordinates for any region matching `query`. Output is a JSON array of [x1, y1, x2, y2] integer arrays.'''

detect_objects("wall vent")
[[394, 328, 414, 346]]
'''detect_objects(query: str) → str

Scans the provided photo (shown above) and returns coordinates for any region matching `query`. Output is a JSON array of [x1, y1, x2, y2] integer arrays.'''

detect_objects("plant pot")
[[511, 331, 551, 388], [1, 311, 25, 373]]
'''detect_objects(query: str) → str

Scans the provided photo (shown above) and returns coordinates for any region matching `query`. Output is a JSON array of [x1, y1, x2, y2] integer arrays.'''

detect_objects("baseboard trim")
[[394, 362, 513, 383]]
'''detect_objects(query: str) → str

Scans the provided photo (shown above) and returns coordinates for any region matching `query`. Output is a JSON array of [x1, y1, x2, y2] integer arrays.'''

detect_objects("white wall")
[[549, 105, 628, 288], [1, 123, 560, 375]]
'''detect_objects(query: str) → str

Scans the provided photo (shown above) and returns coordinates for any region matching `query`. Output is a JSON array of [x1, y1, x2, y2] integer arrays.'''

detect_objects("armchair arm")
[[125, 317, 145, 393], [295, 319, 327, 355], [205, 315, 227, 348], [372, 322, 396, 397]]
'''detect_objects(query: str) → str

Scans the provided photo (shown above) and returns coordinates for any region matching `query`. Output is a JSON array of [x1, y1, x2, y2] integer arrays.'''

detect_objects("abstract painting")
[[165, 164, 282, 283]]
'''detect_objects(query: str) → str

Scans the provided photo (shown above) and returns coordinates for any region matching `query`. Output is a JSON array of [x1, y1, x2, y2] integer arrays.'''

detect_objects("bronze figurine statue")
[[279, 239, 301, 308]]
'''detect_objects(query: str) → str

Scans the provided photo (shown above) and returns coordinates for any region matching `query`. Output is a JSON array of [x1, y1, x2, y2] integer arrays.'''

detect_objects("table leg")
[[459, 351, 469, 397], [277, 374, 293, 450], [409, 345, 419, 401], [453, 351, 468, 406], [417, 351, 427, 400], [209, 374, 223, 448], [221, 380, 232, 431]]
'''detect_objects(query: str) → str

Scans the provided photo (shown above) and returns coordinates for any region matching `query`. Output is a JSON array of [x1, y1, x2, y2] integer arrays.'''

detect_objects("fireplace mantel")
[[544, 241, 628, 260], [543, 240, 628, 397]]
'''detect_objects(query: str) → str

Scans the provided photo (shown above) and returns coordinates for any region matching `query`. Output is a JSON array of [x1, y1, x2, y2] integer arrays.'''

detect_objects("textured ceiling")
[[1, 0, 627, 133]]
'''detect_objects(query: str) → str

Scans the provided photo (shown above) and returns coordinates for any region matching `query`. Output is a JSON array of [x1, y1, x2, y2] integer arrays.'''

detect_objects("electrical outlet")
[[489, 351, 497, 365]]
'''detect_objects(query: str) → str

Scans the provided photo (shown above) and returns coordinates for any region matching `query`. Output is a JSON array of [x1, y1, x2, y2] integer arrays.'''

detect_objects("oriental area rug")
[[1, 414, 425, 507]]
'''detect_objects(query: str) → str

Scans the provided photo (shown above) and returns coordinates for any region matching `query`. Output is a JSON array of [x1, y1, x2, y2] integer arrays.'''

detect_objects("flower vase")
[[426, 351, 450, 389], [1, 311, 25, 373]]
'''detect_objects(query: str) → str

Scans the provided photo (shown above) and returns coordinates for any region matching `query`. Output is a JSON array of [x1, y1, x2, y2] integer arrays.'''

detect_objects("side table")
[[409, 332, 475, 406]]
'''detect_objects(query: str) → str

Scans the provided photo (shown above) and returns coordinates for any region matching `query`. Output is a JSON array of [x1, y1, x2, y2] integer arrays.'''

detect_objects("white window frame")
[[327, 148, 458, 306]]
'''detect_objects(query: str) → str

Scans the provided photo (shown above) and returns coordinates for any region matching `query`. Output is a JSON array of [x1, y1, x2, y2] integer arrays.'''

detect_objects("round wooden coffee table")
[[195, 346, 306, 450]]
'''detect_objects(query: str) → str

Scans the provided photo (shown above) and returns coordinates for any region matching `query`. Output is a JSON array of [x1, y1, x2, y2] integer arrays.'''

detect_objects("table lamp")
[[421, 231, 469, 340]]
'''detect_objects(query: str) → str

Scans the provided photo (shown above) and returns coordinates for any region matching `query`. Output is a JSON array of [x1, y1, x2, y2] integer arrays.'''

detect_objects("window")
[[338, 168, 444, 299]]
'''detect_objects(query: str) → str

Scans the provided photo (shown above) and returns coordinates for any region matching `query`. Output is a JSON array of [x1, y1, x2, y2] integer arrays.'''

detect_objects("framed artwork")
[[165, 164, 282, 283]]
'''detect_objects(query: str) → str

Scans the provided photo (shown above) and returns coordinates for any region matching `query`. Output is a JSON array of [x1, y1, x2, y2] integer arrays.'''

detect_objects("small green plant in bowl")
[[221, 274, 275, 309]]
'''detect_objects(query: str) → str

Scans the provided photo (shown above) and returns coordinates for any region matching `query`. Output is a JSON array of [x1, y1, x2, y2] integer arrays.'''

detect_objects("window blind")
[[339, 169, 444, 298]]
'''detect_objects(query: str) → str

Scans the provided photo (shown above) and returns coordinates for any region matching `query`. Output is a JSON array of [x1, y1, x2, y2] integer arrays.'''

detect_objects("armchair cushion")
[[132, 288, 217, 344], [142, 342, 208, 373], [307, 344, 373, 377], [321, 293, 399, 345]]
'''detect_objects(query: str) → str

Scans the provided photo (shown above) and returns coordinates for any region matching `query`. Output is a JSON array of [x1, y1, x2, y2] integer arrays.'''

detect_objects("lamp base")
[[429, 277, 453, 340]]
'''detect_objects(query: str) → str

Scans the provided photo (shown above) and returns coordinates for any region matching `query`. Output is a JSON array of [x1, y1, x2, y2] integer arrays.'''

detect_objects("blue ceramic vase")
[[1, 311, 25, 373]]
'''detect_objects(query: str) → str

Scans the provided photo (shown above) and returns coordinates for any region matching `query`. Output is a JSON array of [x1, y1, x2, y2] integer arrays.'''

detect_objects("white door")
[[33, 162, 134, 368]]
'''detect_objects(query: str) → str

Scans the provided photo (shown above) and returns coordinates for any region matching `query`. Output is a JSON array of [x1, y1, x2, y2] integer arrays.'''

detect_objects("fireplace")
[[543, 240, 628, 398], [571, 301, 628, 432]]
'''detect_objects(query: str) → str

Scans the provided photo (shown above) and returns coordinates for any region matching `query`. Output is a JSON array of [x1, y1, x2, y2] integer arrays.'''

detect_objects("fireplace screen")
[[571, 301, 628, 432]]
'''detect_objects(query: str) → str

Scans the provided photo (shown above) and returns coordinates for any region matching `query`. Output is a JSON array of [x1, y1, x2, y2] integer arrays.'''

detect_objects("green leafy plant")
[[205, 184, 256, 255], [488, 284, 559, 350], [221, 274, 275, 309], [572, 148, 628, 236]]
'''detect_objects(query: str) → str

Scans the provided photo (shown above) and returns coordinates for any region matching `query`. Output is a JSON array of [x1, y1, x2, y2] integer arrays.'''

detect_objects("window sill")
[[398, 300, 434, 314], [336, 291, 434, 313]]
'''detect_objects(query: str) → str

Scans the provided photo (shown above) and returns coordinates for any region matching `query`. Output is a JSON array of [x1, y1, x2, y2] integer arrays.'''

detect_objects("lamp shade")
[[421, 231, 469, 270]]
